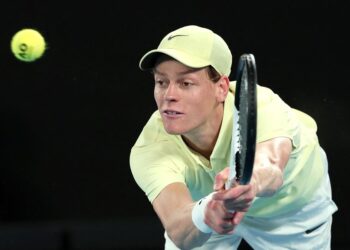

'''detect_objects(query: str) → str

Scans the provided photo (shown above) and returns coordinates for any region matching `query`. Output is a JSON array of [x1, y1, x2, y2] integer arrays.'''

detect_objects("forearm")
[[164, 203, 211, 249], [251, 137, 291, 197], [153, 184, 211, 249], [252, 164, 283, 197]]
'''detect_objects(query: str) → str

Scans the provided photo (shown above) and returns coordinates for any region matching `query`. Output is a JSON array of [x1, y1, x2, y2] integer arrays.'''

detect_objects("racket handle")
[[225, 180, 231, 190], [225, 178, 235, 190], [225, 179, 237, 213]]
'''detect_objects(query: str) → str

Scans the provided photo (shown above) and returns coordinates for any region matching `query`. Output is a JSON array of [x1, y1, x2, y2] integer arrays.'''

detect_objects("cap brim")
[[139, 48, 211, 71]]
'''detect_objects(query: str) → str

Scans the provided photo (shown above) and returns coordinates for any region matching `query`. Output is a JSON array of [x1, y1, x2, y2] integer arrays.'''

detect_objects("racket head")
[[234, 53, 257, 185]]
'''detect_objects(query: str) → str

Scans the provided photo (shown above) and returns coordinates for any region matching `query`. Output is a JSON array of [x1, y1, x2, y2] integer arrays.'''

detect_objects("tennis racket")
[[225, 53, 257, 189]]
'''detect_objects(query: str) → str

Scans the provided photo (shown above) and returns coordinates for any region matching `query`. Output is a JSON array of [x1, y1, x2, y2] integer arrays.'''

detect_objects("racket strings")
[[234, 115, 243, 182], [227, 53, 257, 188]]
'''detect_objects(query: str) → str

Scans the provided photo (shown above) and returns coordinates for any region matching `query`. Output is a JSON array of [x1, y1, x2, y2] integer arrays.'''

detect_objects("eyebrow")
[[153, 67, 205, 76]]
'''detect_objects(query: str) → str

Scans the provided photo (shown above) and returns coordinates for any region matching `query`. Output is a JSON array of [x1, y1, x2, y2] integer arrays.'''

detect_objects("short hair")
[[153, 54, 222, 83]]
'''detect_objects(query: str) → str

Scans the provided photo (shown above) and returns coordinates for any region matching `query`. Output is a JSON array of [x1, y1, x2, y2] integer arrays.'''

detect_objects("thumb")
[[213, 167, 230, 191]]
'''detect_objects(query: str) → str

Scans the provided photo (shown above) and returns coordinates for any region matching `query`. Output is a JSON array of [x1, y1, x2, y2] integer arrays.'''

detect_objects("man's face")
[[153, 59, 225, 138]]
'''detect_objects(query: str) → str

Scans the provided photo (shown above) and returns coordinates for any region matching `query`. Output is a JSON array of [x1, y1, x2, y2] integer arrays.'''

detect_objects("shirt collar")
[[210, 82, 235, 171]]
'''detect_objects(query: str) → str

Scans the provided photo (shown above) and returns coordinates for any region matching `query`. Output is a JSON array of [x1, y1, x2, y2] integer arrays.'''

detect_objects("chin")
[[163, 125, 187, 135], [164, 128, 182, 135]]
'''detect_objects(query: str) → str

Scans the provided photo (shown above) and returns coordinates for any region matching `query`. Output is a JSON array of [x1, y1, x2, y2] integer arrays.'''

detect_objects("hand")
[[212, 167, 257, 211], [212, 183, 255, 212], [203, 196, 241, 234], [202, 167, 257, 234], [204, 197, 246, 234]]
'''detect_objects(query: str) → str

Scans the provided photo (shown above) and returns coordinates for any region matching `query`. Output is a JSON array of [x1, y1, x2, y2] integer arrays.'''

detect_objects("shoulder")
[[229, 81, 281, 105], [129, 111, 188, 203], [132, 110, 164, 147], [130, 110, 184, 168]]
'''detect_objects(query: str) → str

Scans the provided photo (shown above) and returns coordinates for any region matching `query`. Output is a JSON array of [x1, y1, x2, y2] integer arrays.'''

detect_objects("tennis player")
[[130, 25, 337, 249]]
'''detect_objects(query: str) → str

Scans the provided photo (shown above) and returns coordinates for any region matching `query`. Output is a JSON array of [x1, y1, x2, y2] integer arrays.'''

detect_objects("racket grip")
[[225, 178, 235, 190], [225, 179, 237, 213], [191, 192, 216, 233]]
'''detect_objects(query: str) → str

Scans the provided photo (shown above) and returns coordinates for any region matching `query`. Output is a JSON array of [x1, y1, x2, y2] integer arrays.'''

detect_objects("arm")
[[252, 136, 292, 196], [152, 182, 239, 249], [213, 137, 292, 211], [152, 137, 292, 248], [152, 183, 211, 249]]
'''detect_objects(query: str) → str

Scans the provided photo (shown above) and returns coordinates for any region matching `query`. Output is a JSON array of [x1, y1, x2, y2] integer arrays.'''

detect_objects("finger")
[[212, 218, 236, 235], [213, 167, 230, 191], [213, 185, 250, 201], [224, 195, 254, 210], [232, 211, 246, 225], [205, 200, 236, 234]]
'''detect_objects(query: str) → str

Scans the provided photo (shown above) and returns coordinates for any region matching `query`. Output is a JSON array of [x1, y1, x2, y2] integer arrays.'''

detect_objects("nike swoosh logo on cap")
[[167, 34, 188, 40]]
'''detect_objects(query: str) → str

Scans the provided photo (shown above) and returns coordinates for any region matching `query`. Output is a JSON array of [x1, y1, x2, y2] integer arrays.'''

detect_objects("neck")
[[182, 105, 224, 160]]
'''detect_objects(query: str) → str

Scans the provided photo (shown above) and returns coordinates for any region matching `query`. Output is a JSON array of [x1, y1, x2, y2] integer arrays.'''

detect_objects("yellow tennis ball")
[[11, 28, 46, 62]]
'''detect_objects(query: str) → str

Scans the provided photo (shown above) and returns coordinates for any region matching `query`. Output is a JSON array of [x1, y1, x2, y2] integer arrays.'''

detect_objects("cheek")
[[192, 88, 217, 107], [154, 89, 162, 106]]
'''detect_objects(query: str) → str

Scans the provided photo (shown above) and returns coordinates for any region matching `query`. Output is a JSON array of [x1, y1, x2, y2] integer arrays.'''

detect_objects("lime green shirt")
[[130, 82, 324, 217]]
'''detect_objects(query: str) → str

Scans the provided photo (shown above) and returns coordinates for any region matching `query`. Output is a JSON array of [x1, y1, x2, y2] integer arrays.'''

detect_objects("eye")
[[155, 80, 163, 85], [155, 79, 167, 87], [180, 81, 193, 88]]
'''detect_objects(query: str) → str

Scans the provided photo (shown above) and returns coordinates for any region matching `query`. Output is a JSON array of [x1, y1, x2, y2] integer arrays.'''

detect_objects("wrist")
[[191, 192, 216, 234], [251, 174, 260, 196]]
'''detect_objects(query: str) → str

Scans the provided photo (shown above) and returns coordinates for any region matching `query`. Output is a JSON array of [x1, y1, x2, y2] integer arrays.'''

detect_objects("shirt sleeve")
[[256, 85, 299, 147], [130, 139, 186, 204]]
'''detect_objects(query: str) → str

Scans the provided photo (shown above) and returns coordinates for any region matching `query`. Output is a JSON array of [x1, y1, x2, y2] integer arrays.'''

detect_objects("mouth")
[[162, 109, 184, 117]]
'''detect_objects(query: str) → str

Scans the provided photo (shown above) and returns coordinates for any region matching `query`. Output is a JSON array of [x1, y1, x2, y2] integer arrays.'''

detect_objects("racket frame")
[[226, 54, 257, 189]]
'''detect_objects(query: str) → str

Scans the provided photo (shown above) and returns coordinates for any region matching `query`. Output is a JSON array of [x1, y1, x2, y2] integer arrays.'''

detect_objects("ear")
[[216, 76, 230, 103]]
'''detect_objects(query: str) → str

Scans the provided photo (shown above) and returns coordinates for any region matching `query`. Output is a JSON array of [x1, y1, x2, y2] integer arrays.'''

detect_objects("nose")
[[164, 82, 179, 102]]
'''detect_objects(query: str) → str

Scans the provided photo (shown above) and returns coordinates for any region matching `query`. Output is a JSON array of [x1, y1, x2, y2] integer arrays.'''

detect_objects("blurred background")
[[0, 1, 346, 249]]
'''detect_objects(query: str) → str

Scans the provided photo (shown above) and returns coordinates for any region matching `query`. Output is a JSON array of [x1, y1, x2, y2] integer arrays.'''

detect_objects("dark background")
[[0, 1, 347, 249]]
